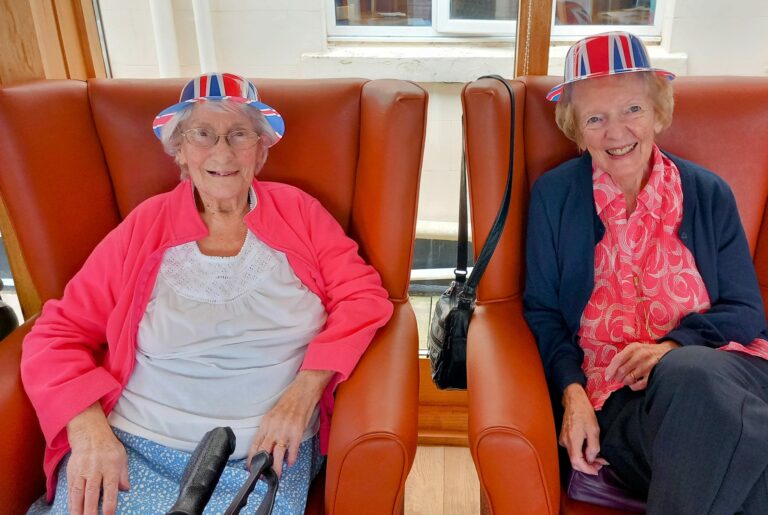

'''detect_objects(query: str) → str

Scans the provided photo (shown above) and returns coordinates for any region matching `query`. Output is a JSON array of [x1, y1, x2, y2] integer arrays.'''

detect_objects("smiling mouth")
[[207, 170, 238, 177], [606, 143, 637, 157]]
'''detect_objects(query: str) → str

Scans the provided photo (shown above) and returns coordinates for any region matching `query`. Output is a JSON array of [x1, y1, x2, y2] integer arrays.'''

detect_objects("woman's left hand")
[[605, 341, 679, 391], [248, 370, 334, 476]]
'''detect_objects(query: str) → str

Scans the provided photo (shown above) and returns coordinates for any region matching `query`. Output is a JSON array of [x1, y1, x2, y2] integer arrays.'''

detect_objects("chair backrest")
[[0, 78, 428, 315], [464, 75, 768, 318], [461, 78, 529, 303]]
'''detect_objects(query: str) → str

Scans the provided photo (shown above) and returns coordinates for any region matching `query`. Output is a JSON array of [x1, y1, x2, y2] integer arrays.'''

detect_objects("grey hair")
[[159, 100, 276, 178]]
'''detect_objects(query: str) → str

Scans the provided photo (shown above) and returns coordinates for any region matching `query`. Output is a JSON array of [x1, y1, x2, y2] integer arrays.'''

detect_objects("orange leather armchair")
[[462, 75, 768, 514], [0, 77, 427, 514]]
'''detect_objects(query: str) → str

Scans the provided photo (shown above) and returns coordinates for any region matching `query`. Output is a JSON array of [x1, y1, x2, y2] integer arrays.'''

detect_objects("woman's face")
[[176, 103, 265, 205], [572, 73, 662, 185]]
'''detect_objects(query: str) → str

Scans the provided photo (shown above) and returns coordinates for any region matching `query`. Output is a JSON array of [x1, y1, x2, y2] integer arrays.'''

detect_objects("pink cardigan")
[[21, 179, 394, 499]]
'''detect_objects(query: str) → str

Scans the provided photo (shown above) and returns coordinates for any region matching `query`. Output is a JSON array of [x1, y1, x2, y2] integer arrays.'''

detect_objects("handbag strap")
[[457, 75, 516, 297], [454, 131, 469, 285]]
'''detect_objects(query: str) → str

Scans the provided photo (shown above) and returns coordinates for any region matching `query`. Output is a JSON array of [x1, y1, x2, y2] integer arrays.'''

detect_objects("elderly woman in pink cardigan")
[[23, 73, 392, 515]]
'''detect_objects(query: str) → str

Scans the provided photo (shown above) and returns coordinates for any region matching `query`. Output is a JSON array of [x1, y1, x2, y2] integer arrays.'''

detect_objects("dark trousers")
[[596, 346, 768, 515]]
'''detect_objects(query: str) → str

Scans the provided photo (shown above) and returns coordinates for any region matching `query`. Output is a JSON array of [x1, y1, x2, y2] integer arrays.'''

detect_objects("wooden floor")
[[404, 446, 480, 515]]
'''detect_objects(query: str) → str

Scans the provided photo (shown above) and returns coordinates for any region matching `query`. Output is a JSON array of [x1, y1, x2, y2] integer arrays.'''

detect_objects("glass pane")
[[335, 0, 432, 27], [450, 0, 518, 21], [0, 235, 22, 324], [555, 0, 655, 25]]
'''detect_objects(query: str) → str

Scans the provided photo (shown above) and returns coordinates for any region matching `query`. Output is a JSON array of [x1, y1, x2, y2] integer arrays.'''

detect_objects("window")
[[328, 0, 517, 37], [438, 0, 517, 34], [328, 0, 663, 38], [333, 0, 432, 28], [553, 0, 663, 39]]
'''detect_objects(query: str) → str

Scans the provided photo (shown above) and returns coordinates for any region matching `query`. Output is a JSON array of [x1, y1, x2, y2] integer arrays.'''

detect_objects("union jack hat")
[[152, 72, 284, 146], [547, 31, 675, 102]]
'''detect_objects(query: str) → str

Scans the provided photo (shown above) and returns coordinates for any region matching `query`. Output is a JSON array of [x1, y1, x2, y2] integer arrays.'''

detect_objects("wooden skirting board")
[[417, 357, 468, 446]]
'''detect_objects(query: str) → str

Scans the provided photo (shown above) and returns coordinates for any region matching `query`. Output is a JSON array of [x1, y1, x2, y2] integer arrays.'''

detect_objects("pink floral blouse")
[[578, 145, 768, 410]]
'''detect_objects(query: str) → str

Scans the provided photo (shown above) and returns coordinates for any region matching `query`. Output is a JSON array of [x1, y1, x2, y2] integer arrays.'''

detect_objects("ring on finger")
[[275, 441, 288, 448], [629, 371, 637, 383]]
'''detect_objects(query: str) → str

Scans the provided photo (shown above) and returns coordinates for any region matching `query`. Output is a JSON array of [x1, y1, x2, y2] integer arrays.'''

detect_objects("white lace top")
[[109, 198, 327, 458]]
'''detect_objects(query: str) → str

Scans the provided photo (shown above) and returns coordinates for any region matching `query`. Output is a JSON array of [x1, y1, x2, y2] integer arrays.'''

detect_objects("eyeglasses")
[[181, 127, 261, 149]]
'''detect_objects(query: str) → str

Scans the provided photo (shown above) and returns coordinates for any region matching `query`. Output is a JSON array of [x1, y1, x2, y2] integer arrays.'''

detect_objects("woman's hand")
[[605, 341, 680, 391], [65, 403, 130, 515], [248, 370, 334, 476], [561, 384, 606, 475]]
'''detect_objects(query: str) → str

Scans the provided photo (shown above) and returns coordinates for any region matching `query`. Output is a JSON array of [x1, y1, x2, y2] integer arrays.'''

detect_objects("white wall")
[[663, 0, 768, 76], [100, 0, 327, 78], [97, 0, 768, 226], [419, 83, 463, 227]]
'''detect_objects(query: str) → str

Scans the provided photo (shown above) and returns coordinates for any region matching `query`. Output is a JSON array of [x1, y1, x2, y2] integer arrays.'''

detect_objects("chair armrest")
[[324, 302, 419, 514], [467, 299, 560, 515], [0, 315, 46, 511]]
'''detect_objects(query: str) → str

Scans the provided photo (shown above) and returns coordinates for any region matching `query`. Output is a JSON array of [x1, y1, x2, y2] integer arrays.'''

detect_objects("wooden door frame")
[[516, 0, 553, 77]]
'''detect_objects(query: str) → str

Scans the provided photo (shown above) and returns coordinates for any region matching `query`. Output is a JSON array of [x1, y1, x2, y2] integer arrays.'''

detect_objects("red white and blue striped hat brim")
[[152, 73, 284, 146], [546, 32, 674, 102]]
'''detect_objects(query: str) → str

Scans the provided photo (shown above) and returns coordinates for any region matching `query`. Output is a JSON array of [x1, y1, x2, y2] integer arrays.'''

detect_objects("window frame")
[[326, 0, 666, 39], [326, 0, 439, 37]]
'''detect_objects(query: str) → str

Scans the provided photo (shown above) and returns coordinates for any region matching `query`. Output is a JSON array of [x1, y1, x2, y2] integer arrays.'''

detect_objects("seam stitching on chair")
[[474, 426, 555, 515], [330, 432, 409, 514]]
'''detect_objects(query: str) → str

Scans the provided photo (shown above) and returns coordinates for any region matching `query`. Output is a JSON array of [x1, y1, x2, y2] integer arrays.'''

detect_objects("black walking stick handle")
[[166, 427, 236, 515]]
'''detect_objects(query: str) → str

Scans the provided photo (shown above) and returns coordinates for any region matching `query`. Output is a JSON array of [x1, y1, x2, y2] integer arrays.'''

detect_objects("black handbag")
[[167, 427, 279, 515], [428, 75, 516, 390]]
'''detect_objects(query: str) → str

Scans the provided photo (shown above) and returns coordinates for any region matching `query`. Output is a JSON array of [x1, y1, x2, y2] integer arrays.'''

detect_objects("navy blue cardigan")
[[523, 152, 768, 397]]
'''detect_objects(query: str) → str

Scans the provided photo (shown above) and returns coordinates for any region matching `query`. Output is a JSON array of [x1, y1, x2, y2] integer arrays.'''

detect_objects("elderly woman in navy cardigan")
[[524, 32, 768, 514]]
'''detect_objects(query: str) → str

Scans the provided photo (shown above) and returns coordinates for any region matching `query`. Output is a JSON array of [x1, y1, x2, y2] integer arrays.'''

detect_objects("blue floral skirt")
[[28, 427, 324, 514]]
